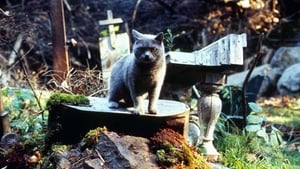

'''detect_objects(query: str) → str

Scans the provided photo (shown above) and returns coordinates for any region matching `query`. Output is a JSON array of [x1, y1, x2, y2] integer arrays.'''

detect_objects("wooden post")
[[99, 10, 123, 49], [50, 0, 70, 81], [0, 91, 11, 138]]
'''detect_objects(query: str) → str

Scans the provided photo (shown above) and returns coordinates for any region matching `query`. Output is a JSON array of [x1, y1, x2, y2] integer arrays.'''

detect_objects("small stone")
[[270, 47, 300, 69], [83, 158, 104, 169], [96, 131, 159, 169], [0, 133, 19, 147], [188, 119, 201, 146], [277, 63, 300, 95], [57, 157, 71, 169]]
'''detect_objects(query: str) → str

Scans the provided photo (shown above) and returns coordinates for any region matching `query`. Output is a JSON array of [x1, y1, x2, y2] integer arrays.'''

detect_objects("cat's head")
[[132, 29, 165, 64]]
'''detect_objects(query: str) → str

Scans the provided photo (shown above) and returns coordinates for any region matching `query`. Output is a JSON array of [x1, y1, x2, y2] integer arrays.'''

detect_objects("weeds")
[[164, 28, 180, 51], [214, 100, 300, 169], [0, 87, 48, 168]]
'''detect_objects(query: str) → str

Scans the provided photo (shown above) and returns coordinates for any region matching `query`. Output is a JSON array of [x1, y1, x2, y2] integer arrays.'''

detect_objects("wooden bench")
[[165, 33, 247, 160]]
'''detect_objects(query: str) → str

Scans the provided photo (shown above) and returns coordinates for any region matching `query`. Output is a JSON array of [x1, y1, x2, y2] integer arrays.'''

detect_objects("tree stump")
[[47, 97, 189, 144]]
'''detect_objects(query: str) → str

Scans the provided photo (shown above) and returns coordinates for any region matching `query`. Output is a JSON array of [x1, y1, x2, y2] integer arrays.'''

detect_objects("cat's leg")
[[108, 91, 121, 108], [148, 84, 162, 114], [134, 95, 145, 114], [108, 80, 124, 108], [128, 82, 145, 114]]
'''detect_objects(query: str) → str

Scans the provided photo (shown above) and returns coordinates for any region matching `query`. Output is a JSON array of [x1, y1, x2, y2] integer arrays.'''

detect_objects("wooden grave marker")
[[98, 10, 130, 80]]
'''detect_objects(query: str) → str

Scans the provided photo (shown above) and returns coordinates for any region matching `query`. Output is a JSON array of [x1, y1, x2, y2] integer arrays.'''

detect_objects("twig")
[[8, 33, 24, 66], [89, 89, 108, 97], [192, 85, 201, 99], [63, 0, 72, 12], [77, 35, 92, 60], [201, 28, 207, 47], [0, 8, 10, 16], [241, 34, 264, 126], [95, 149, 106, 164], [71, 153, 93, 167], [8, 45, 33, 71], [131, 0, 142, 24]]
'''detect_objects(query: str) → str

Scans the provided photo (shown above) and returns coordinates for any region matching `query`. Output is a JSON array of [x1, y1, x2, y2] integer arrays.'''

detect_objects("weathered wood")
[[164, 33, 247, 162], [98, 10, 129, 80], [0, 112, 11, 138], [167, 33, 246, 66], [99, 10, 123, 49], [50, 0, 70, 81], [0, 90, 11, 138], [99, 10, 123, 25], [165, 34, 246, 86], [47, 97, 189, 144]]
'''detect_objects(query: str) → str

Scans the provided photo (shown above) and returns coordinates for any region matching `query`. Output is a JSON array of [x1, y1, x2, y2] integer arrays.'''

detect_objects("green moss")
[[156, 143, 210, 169], [46, 92, 89, 108], [151, 129, 210, 169], [182, 144, 209, 169], [51, 144, 71, 153], [80, 127, 107, 148], [156, 143, 183, 166]]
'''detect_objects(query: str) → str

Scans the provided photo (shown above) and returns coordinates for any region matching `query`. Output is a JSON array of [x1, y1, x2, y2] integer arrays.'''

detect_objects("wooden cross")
[[99, 10, 123, 49]]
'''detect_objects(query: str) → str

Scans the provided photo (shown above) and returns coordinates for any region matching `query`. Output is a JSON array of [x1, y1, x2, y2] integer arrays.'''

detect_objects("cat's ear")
[[155, 32, 164, 43], [132, 29, 143, 40]]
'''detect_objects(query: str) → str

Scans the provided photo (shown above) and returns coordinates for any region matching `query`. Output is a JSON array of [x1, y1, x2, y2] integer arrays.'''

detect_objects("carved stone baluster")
[[198, 73, 225, 162]]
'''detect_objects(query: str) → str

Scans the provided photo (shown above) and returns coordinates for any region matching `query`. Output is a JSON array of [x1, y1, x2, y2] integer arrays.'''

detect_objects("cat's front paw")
[[108, 101, 120, 108], [148, 108, 158, 114], [133, 106, 145, 115]]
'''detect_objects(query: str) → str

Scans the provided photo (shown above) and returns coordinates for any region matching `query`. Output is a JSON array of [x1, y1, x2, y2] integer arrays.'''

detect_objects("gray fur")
[[108, 29, 166, 114]]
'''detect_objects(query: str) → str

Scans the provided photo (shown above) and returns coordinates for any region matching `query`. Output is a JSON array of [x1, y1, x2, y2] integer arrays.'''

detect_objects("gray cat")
[[108, 29, 166, 114]]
